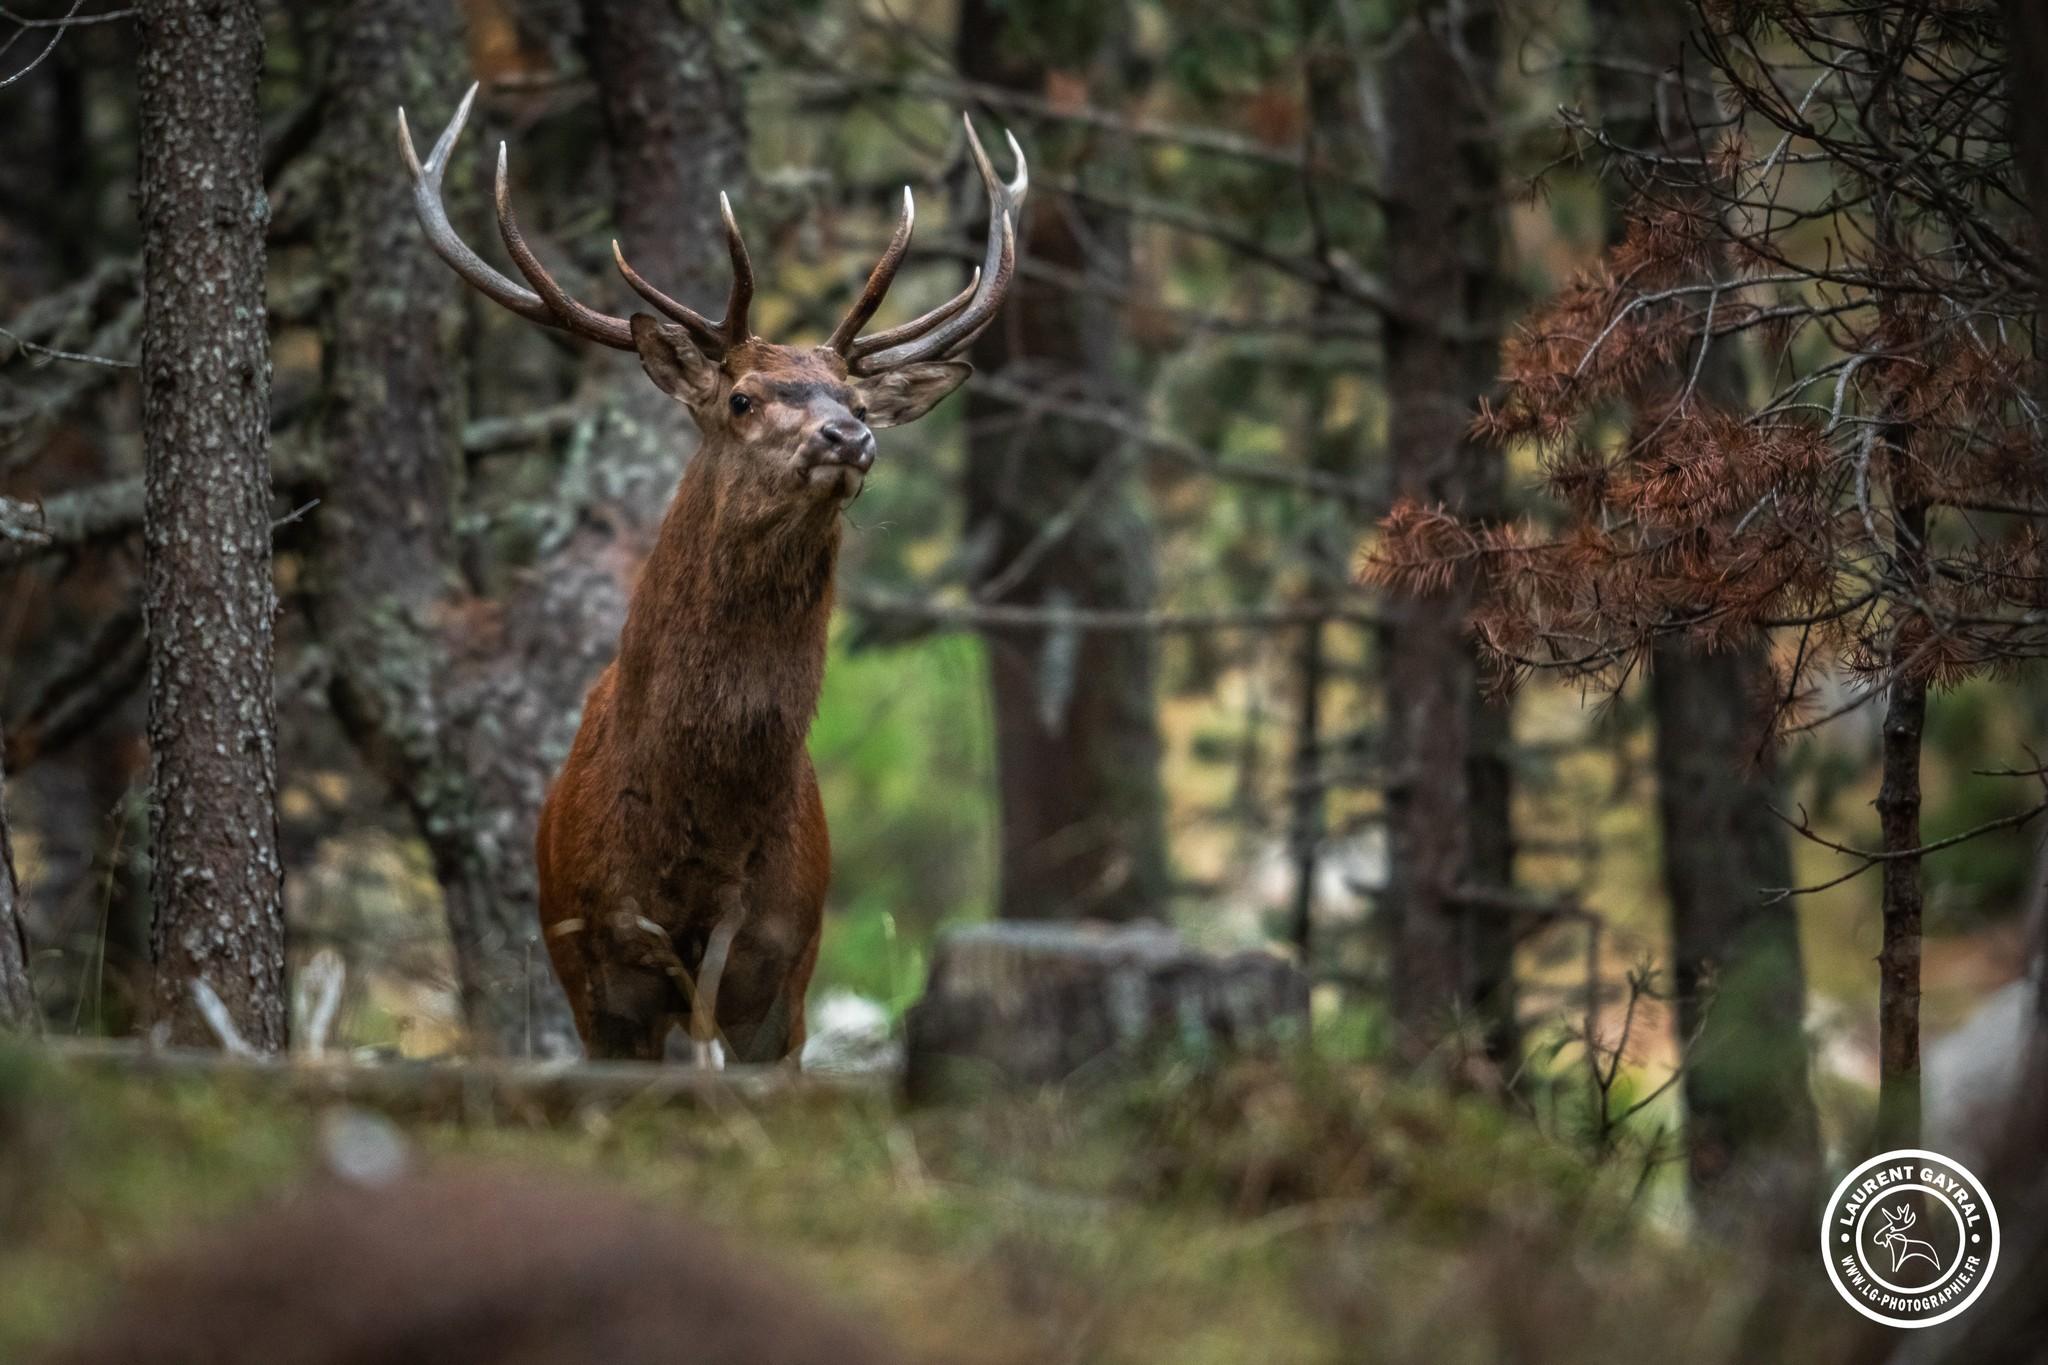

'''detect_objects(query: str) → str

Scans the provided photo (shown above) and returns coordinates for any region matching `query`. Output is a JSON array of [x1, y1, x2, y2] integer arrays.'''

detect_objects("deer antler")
[[1892, 1206, 1915, 1230], [836, 115, 1028, 375], [823, 186, 917, 355], [397, 84, 635, 351], [612, 193, 756, 357], [400, 88, 1024, 369]]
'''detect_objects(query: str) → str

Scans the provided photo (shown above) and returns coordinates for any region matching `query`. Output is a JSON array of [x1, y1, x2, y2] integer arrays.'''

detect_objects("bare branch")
[[842, 588, 1379, 636]]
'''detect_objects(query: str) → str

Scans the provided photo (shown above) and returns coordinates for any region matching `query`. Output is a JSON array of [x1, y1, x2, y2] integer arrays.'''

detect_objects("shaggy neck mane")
[[610, 454, 841, 777]]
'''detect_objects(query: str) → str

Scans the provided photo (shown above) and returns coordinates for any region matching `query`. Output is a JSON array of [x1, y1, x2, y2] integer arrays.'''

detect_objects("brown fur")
[[538, 334, 969, 1062], [40, 1170, 894, 1365]]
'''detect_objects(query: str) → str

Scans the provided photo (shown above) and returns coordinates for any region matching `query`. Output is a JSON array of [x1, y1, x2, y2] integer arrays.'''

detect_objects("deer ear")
[[630, 314, 721, 406], [855, 361, 973, 429]]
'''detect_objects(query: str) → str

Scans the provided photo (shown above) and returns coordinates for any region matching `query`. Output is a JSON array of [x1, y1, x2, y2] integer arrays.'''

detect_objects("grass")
[[0, 1042, 1866, 1365]]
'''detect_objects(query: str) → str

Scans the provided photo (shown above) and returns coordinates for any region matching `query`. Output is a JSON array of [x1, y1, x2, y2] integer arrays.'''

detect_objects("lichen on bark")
[[136, 0, 287, 1050]]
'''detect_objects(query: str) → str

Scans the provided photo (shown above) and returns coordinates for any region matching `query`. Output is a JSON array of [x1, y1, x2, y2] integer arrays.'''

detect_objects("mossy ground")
[[0, 1045, 1858, 1365]]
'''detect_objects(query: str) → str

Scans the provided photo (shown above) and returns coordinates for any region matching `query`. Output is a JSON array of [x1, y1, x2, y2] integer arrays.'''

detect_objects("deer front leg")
[[586, 960, 672, 1060], [686, 886, 751, 1070], [580, 904, 688, 1062]]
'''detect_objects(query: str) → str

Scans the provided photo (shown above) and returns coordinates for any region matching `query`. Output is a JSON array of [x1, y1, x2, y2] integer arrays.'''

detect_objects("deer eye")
[[728, 392, 752, 416], [852, 403, 869, 422]]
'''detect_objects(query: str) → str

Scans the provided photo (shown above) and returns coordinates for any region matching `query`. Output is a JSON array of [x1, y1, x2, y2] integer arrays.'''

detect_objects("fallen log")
[[32, 1037, 885, 1123]]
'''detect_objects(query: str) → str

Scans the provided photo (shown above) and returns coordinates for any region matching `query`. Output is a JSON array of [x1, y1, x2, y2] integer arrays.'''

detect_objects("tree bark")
[[1286, 620, 1323, 956], [2004, 0, 2048, 304], [1875, 500, 1928, 1149], [955, 0, 1170, 924], [1652, 649, 1818, 1200], [1590, 0, 1818, 1208], [2000, 0, 2048, 1075], [0, 723, 35, 1030], [2003, 0, 2048, 1084], [1377, 0, 1516, 1058], [580, 1, 744, 315], [1285, 46, 1350, 961], [136, 0, 286, 1051], [578, 0, 747, 490], [1857, 5, 1926, 1151]]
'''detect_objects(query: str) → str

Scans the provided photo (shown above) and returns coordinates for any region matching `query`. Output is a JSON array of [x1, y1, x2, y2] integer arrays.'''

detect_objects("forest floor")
[[0, 1043, 1864, 1365]]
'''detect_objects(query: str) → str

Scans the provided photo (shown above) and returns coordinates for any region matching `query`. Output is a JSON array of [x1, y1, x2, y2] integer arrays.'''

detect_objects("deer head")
[[1874, 1205, 1916, 1245], [396, 84, 1026, 528]]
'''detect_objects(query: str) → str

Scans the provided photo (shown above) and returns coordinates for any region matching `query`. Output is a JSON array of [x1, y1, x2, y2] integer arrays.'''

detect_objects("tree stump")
[[904, 921, 1309, 1100]]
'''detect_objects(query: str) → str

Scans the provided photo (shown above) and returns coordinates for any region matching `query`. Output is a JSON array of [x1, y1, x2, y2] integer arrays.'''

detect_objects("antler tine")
[[611, 241, 726, 352], [937, 122, 1028, 356], [609, 190, 756, 357], [940, 127, 1028, 354], [826, 187, 916, 355], [849, 115, 1024, 374], [999, 127, 1028, 214], [718, 192, 756, 348], [492, 143, 635, 350], [396, 83, 560, 332], [845, 268, 980, 354]]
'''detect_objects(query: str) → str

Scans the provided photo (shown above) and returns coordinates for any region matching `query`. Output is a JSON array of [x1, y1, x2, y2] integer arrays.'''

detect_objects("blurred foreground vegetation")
[[0, 1041, 1863, 1365]]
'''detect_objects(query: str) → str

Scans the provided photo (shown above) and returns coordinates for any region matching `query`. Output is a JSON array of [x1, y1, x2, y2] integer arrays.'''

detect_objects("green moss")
[[0, 1054, 311, 1356]]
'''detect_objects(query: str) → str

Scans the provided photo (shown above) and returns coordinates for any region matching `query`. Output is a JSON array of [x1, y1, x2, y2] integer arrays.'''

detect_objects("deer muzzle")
[[801, 416, 875, 497], [804, 416, 876, 473]]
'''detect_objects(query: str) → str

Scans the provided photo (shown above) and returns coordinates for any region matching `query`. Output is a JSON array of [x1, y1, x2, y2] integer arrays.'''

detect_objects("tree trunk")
[[1652, 649, 1818, 1197], [905, 922, 1310, 1100], [955, 0, 1170, 924], [1590, 0, 1818, 1208], [2003, 0, 2048, 1089], [1285, 45, 1350, 961], [136, 0, 286, 1051], [578, 0, 747, 487], [0, 724, 35, 1030], [1858, 5, 1926, 1151], [1875, 500, 1928, 1149], [2000, 0, 2048, 1083], [1286, 620, 1323, 956], [1377, 0, 1515, 1058], [2003, 0, 2048, 300], [580, 1, 744, 316], [309, 0, 578, 1057]]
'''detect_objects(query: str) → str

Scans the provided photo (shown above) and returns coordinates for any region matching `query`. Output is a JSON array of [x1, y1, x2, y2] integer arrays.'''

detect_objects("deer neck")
[[611, 457, 840, 777]]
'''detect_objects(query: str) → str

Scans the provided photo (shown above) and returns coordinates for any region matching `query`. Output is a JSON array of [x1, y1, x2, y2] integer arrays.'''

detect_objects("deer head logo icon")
[[1872, 1205, 1941, 1276]]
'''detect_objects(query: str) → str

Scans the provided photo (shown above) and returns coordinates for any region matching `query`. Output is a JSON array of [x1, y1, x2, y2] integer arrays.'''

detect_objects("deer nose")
[[812, 417, 875, 472]]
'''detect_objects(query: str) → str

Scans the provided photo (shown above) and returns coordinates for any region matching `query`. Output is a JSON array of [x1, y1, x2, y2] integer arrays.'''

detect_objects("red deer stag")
[[397, 86, 1024, 1063]]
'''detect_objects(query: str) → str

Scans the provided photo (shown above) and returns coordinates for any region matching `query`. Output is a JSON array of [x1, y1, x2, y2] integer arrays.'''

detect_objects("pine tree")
[[1366, 0, 2044, 1148], [137, 0, 286, 1050]]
